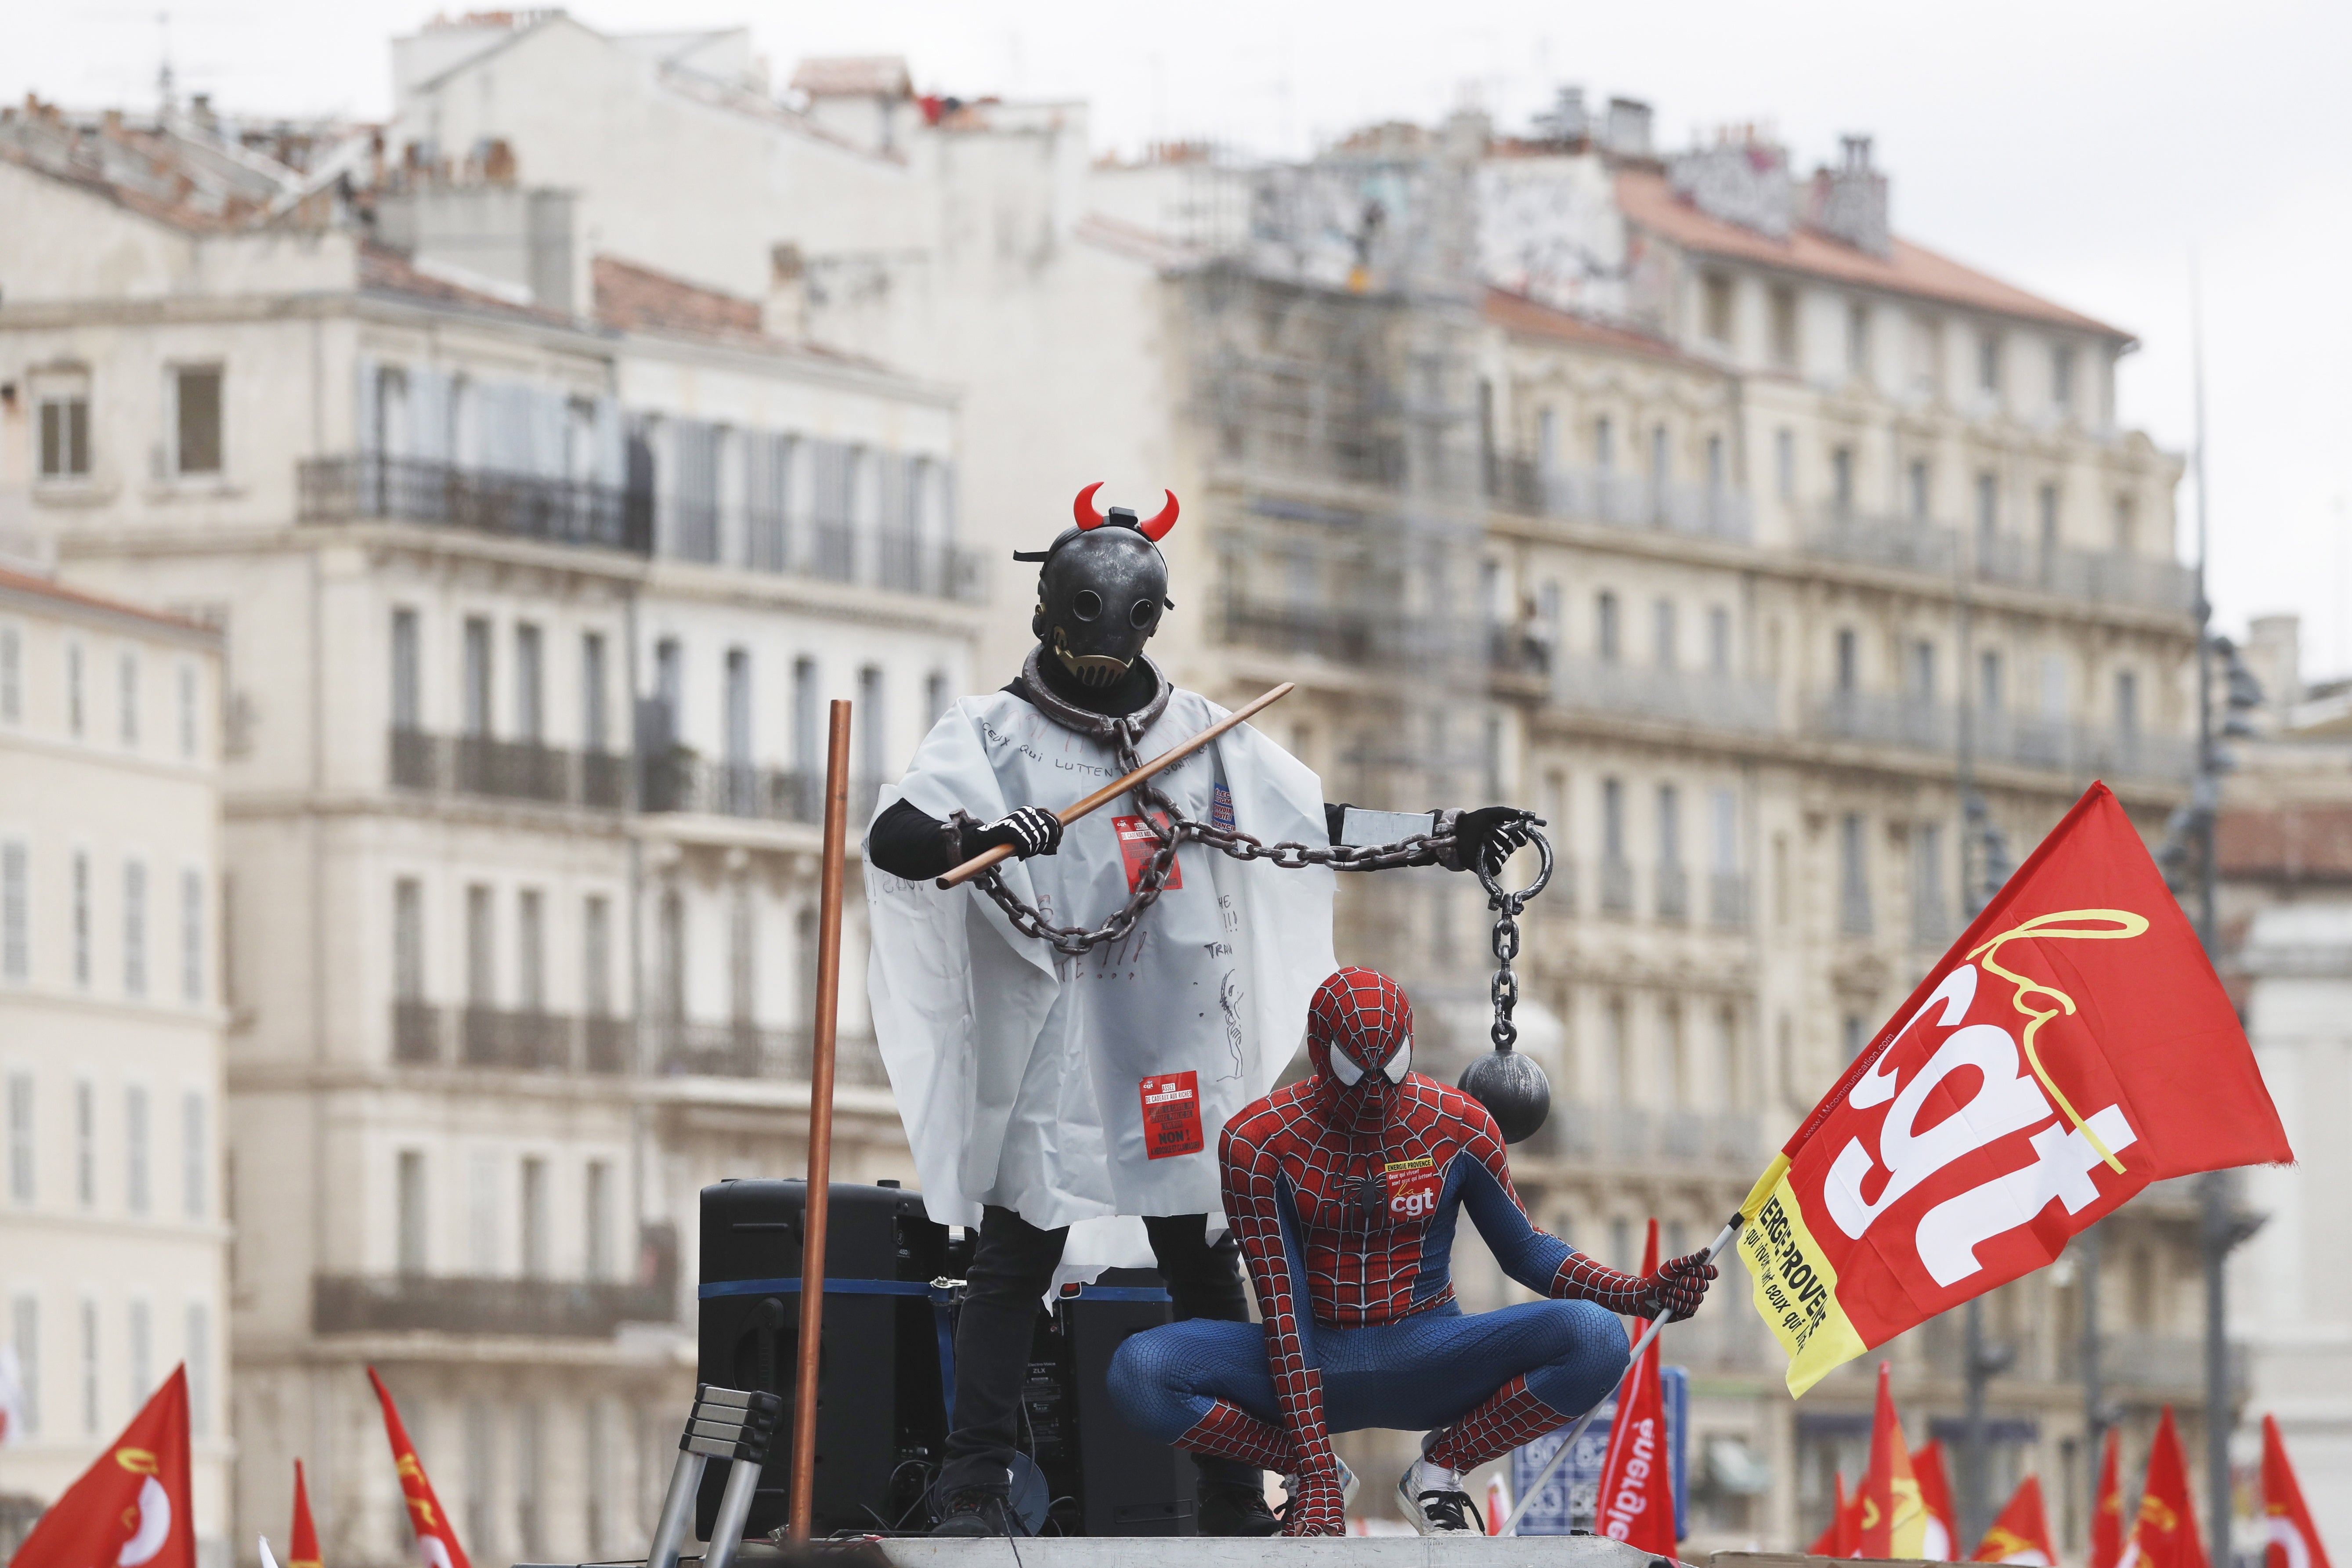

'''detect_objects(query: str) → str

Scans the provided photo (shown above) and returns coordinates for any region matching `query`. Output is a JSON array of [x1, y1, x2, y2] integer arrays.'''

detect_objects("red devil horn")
[[1073, 481, 1108, 530], [1138, 489, 1179, 542]]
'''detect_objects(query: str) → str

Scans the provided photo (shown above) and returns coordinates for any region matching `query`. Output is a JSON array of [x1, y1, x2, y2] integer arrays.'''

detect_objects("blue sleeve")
[[1456, 1157, 1573, 1296]]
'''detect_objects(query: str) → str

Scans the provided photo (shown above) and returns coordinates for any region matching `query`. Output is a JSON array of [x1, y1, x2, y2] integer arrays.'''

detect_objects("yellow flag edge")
[[1735, 1161, 1869, 1397]]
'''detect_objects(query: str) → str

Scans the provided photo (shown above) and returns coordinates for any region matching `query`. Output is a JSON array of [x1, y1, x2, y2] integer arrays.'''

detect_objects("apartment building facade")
[[0, 566, 230, 1561], [0, 100, 969, 1566]]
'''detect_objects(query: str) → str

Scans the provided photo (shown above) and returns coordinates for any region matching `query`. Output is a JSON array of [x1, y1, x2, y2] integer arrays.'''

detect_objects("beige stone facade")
[[0, 566, 229, 1561]]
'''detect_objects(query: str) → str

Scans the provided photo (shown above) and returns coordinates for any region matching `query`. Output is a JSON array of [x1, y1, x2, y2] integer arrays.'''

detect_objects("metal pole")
[[2082, 1224, 2106, 1540], [2190, 259, 2234, 1568], [786, 699, 853, 1543], [1964, 1297, 1991, 1549]]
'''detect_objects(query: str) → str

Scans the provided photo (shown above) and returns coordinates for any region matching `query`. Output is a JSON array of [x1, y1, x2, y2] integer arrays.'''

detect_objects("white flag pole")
[[1505, 1219, 1744, 1536]]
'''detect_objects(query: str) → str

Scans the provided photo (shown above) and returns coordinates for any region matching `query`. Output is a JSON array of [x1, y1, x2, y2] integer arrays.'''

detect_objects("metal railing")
[[1975, 533, 2197, 614], [646, 1019, 892, 1089], [1551, 656, 1780, 734], [1805, 508, 1960, 574], [1597, 857, 1636, 917], [1656, 863, 1689, 923], [665, 501, 985, 603], [1488, 454, 1753, 543], [312, 1269, 675, 1337], [638, 751, 882, 826], [300, 455, 652, 553], [1709, 871, 1750, 931], [1806, 696, 2193, 782], [389, 1002, 633, 1073], [388, 729, 629, 810]]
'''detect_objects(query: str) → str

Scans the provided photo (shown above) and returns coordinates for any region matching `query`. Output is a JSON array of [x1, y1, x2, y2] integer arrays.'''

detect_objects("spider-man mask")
[[1306, 967, 1414, 1124]]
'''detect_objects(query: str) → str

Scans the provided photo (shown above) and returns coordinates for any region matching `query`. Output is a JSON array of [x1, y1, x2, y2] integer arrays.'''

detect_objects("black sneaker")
[[932, 1484, 1021, 1536], [1197, 1482, 1282, 1537]]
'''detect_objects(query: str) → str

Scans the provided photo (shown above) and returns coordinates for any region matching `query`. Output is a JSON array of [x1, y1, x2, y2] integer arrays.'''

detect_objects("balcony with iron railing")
[[665, 499, 986, 603], [389, 728, 630, 810], [1807, 691, 2193, 782], [637, 749, 884, 827], [312, 1225, 678, 1337], [300, 455, 653, 553], [645, 1018, 892, 1089], [1597, 857, 1636, 918], [390, 1001, 633, 1073], [1550, 656, 1780, 734], [1487, 454, 1753, 544], [1805, 505, 2196, 618], [1655, 863, 1689, 924], [1708, 870, 1750, 931]]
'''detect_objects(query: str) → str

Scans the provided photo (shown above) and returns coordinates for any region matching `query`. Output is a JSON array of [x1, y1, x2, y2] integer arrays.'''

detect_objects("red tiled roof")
[[1482, 286, 1708, 367], [1615, 167, 2130, 341], [592, 254, 762, 338], [790, 56, 912, 99], [2219, 806, 2352, 882], [0, 566, 219, 637]]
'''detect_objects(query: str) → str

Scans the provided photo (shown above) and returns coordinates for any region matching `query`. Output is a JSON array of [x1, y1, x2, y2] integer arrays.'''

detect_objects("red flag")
[[367, 1368, 472, 1568], [8, 1366, 194, 1568], [1593, 1220, 1677, 1557], [2094, 1428, 2128, 1568], [289, 1460, 322, 1568], [1859, 1363, 1929, 1557], [1735, 784, 2292, 1393], [2126, 1407, 2209, 1568], [1975, 1475, 2056, 1565], [2262, 1415, 2332, 1568], [1915, 1439, 1959, 1560], [1809, 1474, 1849, 1557]]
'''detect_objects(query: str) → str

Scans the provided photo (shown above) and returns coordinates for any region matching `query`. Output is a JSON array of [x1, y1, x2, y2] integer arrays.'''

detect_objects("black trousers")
[[939, 1205, 1259, 1495]]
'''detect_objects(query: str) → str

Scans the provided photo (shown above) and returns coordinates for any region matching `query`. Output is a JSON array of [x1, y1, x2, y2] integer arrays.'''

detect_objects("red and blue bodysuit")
[[1109, 967, 1716, 1535]]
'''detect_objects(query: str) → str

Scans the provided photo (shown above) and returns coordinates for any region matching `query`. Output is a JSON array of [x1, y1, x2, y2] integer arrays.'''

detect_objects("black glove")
[[1452, 806, 1537, 874], [1638, 1253, 1721, 1322], [975, 806, 1062, 860]]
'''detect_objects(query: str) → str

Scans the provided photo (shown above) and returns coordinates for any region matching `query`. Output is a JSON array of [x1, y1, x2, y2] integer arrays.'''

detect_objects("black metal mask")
[[1018, 484, 1179, 690]]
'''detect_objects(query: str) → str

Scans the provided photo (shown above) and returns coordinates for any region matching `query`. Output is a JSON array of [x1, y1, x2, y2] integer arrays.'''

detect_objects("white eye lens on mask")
[[1328, 1043, 1366, 1087], [1383, 1038, 1412, 1084]]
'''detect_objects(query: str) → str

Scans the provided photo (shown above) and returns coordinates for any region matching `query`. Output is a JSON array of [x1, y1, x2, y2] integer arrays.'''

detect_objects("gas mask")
[[1306, 967, 1415, 1130], [1017, 483, 1178, 690]]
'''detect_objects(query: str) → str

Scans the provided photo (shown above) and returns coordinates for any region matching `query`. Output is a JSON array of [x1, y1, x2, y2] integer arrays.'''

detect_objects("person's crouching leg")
[[1108, 1317, 1291, 1535]]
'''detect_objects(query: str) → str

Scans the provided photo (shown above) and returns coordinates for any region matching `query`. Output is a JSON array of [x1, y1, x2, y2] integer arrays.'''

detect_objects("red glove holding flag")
[[9, 1367, 194, 1568], [1736, 784, 2292, 1393]]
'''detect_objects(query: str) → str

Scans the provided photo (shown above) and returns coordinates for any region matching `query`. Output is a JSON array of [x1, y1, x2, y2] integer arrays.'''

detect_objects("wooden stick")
[[935, 682, 1295, 889], [787, 699, 853, 1543]]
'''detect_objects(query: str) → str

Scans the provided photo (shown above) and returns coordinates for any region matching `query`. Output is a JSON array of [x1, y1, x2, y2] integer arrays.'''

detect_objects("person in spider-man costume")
[[1109, 966, 1720, 1535]]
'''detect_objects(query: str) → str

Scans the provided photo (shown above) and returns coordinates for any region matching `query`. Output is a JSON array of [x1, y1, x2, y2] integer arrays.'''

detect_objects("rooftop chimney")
[[1668, 133, 1793, 239], [1804, 133, 1889, 257], [1603, 97, 1653, 158], [1533, 86, 1588, 145]]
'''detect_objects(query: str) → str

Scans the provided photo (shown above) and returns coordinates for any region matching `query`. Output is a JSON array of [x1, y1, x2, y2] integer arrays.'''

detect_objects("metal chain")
[[970, 736, 1454, 957], [1473, 827, 1554, 1052]]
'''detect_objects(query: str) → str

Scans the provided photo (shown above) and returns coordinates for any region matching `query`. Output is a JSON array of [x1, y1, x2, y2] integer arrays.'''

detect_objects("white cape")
[[865, 685, 1336, 1273]]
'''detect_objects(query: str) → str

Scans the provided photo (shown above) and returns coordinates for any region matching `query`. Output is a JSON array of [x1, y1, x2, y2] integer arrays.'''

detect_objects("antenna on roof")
[[156, 9, 176, 117]]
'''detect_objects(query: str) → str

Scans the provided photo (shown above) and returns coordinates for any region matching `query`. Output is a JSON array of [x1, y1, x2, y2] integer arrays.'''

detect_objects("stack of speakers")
[[694, 1178, 1200, 1539]]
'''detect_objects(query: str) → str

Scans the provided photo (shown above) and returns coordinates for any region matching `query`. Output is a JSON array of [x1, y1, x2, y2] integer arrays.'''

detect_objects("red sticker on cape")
[[1114, 815, 1182, 893], [1139, 1071, 1204, 1160], [1385, 1158, 1442, 1222]]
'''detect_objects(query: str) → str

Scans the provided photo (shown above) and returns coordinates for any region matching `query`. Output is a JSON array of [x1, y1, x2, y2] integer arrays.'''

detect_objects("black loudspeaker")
[[694, 1179, 955, 1539], [1028, 1268, 1200, 1536]]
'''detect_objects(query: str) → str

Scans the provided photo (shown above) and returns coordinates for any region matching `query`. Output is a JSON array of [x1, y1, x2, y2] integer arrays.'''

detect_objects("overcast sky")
[[7, 0, 2347, 680]]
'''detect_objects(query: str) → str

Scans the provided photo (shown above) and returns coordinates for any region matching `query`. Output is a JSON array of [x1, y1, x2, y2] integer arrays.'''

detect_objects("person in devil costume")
[[1106, 967, 1721, 1536], [863, 487, 1539, 1537]]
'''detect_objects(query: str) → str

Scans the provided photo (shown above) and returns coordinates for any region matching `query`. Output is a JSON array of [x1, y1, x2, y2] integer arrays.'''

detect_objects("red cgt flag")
[[2124, 1407, 2209, 1568], [1915, 1439, 1959, 1560], [1975, 1475, 2056, 1565], [288, 1459, 322, 1568], [2262, 1414, 2332, 1568], [1858, 1363, 1928, 1558], [9, 1366, 194, 1568], [367, 1369, 471, 1568], [1735, 784, 2292, 1393], [1593, 1220, 1677, 1558]]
